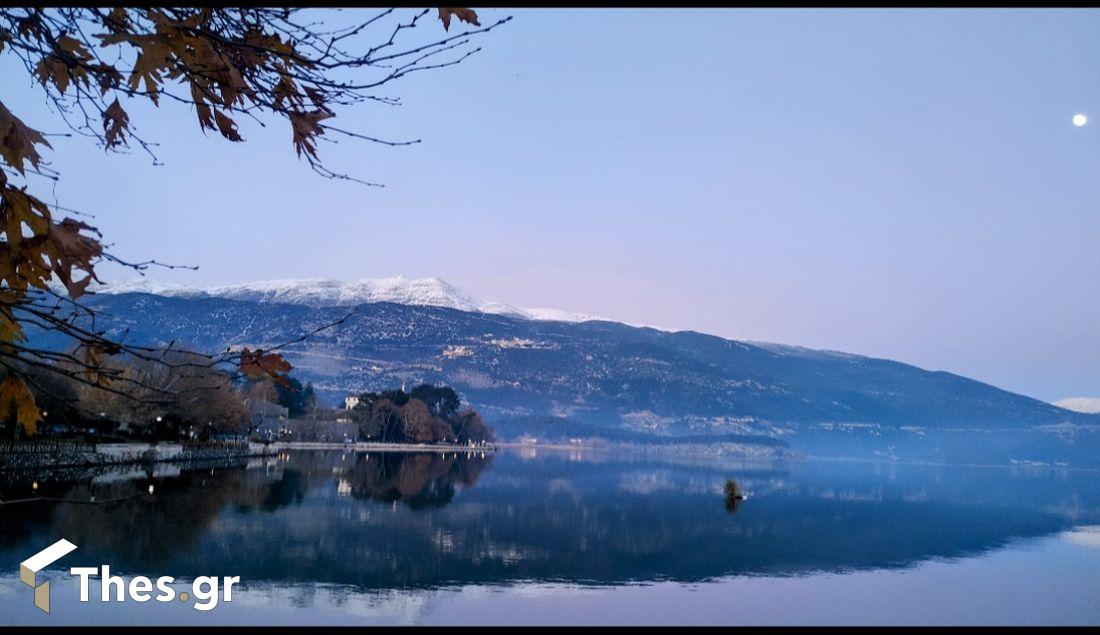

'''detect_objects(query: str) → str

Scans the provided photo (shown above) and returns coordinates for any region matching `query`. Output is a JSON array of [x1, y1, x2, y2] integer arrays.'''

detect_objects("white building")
[[344, 395, 360, 410]]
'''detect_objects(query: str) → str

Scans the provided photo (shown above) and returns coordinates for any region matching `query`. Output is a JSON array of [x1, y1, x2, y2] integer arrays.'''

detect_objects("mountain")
[[26, 287, 1100, 466], [1053, 397, 1100, 414], [89, 276, 607, 323]]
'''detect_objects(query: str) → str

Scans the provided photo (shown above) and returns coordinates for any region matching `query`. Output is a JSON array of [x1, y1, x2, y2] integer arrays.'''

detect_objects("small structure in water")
[[725, 479, 744, 513]]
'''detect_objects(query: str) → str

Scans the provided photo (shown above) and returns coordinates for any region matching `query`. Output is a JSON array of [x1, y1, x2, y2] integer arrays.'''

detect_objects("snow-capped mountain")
[[90, 276, 607, 324], [25, 281, 1100, 465], [1053, 397, 1100, 414]]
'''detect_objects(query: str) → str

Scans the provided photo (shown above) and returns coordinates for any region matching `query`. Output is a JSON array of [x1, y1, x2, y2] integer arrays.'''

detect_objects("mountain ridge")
[[25, 288, 1099, 465], [87, 276, 611, 324]]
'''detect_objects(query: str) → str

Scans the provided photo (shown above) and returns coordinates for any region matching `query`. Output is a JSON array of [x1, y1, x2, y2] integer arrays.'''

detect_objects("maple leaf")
[[240, 348, 293, 386], [78, 342, 117, 385], [57, 34, 93, 61], [213, 109, 242, 141], [93, 63, 124, 96], [289, 110, 333, 159], [124, 40, 172, 105], [0, 294, 24, 343], [303, 86, 326, 110], [0, 101, 52, 175], [189, 82, 215, 131], [273, 74, 301, 109], [438, 8, 480, 31], [36, 57, 71, 94], [105, 7, 130, 33], [0, 375, 40, 437], [47, 217, 104, 300], [102, 98, 129, 148], [36, 35, 94, 96], [0, 184, 55, 295]]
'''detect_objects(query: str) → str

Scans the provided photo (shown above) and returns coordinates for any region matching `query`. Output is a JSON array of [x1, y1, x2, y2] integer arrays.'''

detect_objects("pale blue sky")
[[4, 9, 1098, 401]]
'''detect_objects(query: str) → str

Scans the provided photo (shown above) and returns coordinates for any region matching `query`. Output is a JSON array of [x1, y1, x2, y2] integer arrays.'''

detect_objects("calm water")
[[1, 449, 1099, 625]]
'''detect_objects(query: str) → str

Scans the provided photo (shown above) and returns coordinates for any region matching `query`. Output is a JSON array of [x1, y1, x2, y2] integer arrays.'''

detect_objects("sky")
[[4, 9, 1098, 402]]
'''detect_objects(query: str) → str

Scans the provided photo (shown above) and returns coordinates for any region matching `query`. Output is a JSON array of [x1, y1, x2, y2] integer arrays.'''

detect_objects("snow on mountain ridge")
[[87, 276, 604, 324], [1053, 397, 1100, 414]]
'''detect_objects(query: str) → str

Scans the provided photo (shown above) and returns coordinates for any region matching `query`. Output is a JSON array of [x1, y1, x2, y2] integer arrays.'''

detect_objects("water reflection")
[[1, 451, 1099, 594]]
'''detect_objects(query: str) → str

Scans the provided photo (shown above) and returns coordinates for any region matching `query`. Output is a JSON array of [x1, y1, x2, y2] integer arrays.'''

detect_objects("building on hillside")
[[344, 395, 360, 410]]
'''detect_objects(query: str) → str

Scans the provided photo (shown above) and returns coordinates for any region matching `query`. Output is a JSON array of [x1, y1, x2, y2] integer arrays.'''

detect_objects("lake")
[[1, 448, 1099, 625]]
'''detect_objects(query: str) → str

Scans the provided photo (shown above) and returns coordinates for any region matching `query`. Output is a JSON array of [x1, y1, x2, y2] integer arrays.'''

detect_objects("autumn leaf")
[[0, 293, 24, 343], [57, 34, 93, 61], [36, 57, 72, 94], [189, 82, 215, 131], [273, 73, 300, 109], [47, 217, 104, 299], [438, 8, 480, 31], [213, 109, 242, 141], [289, 110, 332, 159], [0, 183, 55, 294], [0, 375, 40, 437], [240, 348, 293, 386], [302, 87, 329, 114], [125, 41, 171, 105], [94, 63, 123, 95], [0, 101, 52, 175], [78, 342, 117, 385], [105, 7, 130, 33], [35, 35, 94, 96], [103, 98, 129, 148]]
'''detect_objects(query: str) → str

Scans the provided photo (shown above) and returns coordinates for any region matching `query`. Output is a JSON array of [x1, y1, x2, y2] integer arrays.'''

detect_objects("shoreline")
[[4, 439, 1092, 473], [0, 440, 501, 472], [269, 441, 498, 453]]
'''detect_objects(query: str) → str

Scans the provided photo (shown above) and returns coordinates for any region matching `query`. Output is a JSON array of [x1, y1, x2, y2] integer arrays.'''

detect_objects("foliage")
[[0, 8, 504, 434], [410, 383, 461, 419], [71, 348, 250, 440], [353, 383, 494, 444], [273, 376, 317, 418]]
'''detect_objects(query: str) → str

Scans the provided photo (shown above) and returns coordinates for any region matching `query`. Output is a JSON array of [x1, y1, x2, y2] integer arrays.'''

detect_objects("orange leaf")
[[438, 8, 480, 31], [240, 348, 293, 386], [0, 101, 52, 175], [0, 375, 39, 436]]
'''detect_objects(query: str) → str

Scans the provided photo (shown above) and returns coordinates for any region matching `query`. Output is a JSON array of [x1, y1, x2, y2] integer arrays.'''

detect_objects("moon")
[[1073, 114, 1087, 127]]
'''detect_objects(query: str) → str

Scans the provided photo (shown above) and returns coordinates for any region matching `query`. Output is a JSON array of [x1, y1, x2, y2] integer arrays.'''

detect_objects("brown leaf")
[[304, 86, 326, 110], [213, 109, 242, 141], [0, 298, 23, 343], [189, 82, 215, 131], [273, 73, 300, 109], [438, 7, 480, 31], [103, 98, 129, 148], [47, 217, 104, 300], [289, 110, 333, 160], [0, 375, 40, 437], [36, 57, 70, 94], [0, 101, 52, 175], [0, 183, 55, 295], [125, 40, 171, 105], [57, 34, 93, 61], [105, 7, 131, 33], [240, 348, 293, 386]]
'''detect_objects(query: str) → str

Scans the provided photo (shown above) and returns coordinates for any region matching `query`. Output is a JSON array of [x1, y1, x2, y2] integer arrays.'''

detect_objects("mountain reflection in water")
[[2, 450, 1099, 593]]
